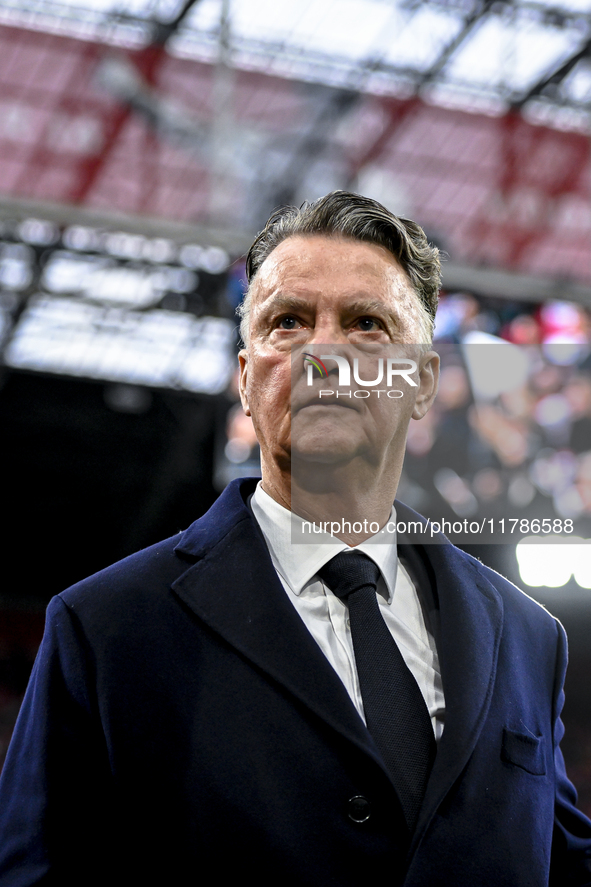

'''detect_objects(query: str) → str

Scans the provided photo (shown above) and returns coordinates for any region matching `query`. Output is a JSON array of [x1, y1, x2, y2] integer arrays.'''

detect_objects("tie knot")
[[318, 551, 381, 602]]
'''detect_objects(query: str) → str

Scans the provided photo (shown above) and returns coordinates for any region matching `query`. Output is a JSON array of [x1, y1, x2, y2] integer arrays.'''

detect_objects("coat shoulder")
[[61, 532, 187, 602], [56, 532, 193, 636], [57, 478, 258, 629]]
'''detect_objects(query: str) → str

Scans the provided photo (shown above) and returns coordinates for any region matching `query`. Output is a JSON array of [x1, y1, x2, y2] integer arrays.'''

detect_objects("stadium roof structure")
[[1, 0, 591, 616], [0, 0, 589, 294]]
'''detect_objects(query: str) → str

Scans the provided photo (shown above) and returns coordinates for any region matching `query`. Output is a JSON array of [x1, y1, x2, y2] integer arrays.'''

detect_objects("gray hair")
[[238, 190, 441, 345]]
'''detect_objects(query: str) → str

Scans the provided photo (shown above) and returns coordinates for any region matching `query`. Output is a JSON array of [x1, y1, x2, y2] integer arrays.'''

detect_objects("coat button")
[[348, 795, 371, 823]]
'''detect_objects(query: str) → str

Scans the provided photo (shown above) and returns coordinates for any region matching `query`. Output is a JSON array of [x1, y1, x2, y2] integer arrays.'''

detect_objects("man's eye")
[[356, 317, 381, 331], [277, 316, 302, 330]]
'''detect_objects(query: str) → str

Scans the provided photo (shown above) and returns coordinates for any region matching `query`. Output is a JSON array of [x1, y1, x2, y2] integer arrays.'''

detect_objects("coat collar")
[[174, 476, 257, 559], [395, 501, 504, 850]]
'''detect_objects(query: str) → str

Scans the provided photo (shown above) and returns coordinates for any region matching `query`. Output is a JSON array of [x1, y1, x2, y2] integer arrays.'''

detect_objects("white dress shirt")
[[251, 483, 445, 740]]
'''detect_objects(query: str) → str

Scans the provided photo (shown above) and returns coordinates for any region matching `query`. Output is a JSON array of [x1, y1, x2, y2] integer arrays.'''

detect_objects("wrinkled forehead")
[[248, 234, 423, 334], [251, 234, 411, 302]]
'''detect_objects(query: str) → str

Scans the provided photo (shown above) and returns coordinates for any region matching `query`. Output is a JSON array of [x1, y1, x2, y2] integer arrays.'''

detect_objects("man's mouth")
[[293, 391, 361, 413]]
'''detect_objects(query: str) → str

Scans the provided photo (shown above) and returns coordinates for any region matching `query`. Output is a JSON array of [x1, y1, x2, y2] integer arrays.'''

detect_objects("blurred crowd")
[[403, 294, 591, 534], [222, 291, 591, 539]]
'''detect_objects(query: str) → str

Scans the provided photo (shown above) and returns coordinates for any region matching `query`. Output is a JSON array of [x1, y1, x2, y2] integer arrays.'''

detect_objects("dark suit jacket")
[[1, 477, 590, 886]]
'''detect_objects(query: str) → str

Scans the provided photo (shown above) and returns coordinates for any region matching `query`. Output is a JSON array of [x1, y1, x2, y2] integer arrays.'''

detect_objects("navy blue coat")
[[1, 477, 590, 885]]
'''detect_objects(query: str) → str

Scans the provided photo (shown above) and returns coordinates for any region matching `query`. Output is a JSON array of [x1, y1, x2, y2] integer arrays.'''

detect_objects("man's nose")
[[308, 316, 347, 344]]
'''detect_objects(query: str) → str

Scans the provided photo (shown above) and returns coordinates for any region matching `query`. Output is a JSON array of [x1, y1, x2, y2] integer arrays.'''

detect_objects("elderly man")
[[0, 191, 590, 886]]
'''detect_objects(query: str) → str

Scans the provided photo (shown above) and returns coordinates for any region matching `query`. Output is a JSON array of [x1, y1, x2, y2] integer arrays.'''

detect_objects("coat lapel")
[[170, 479, 388, 772], [396, 502, 504, 849]]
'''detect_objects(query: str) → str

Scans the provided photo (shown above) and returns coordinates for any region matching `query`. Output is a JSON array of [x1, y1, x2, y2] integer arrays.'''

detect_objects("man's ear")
[[412, 351, 440, 420], [238, 350, 251, 417]]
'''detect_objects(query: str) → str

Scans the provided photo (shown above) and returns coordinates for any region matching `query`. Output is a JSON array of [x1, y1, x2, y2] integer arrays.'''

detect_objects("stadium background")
[[0, 0, 590, 813]]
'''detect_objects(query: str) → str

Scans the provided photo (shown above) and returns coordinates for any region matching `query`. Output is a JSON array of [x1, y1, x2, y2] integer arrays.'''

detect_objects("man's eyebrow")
[[342, 298, 398, 318], [257, 295, 399, 318], [257, 294, 314, 315]]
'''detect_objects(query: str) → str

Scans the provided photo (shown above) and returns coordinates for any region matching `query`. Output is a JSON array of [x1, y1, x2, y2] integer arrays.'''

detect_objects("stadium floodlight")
[[516, 536, 591, 589]]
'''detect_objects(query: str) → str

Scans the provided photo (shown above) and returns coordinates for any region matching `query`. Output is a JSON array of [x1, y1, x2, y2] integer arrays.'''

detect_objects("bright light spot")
[[4, 297, 235, 395], [445, 15, 581, 94], [18, 218, 59, 245], [516, 536, 591, 588], [573, 547, 591, 589]]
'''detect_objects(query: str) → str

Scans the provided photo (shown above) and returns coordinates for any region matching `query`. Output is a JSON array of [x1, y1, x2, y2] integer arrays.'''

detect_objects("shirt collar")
[[250, 482, 398, 601]]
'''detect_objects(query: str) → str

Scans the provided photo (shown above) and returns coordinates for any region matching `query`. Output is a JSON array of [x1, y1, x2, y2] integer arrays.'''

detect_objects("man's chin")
[[291, 439, 363, 466], [290, 411, 368, 469]]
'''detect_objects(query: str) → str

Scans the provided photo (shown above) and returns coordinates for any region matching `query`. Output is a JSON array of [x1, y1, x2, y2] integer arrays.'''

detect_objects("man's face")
[[239, 235, 439, 493]]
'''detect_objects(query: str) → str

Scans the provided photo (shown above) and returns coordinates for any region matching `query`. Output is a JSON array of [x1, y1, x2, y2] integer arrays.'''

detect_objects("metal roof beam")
[[2, 194, 589, 308], [149, 0, 204, 46], [418, 0, 496, 85], [252, 86, 360, 222], [514, 37, 591, 109]]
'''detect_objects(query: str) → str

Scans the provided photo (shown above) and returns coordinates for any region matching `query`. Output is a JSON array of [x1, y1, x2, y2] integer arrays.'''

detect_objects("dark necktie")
[[318, 550, 436, 831]]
